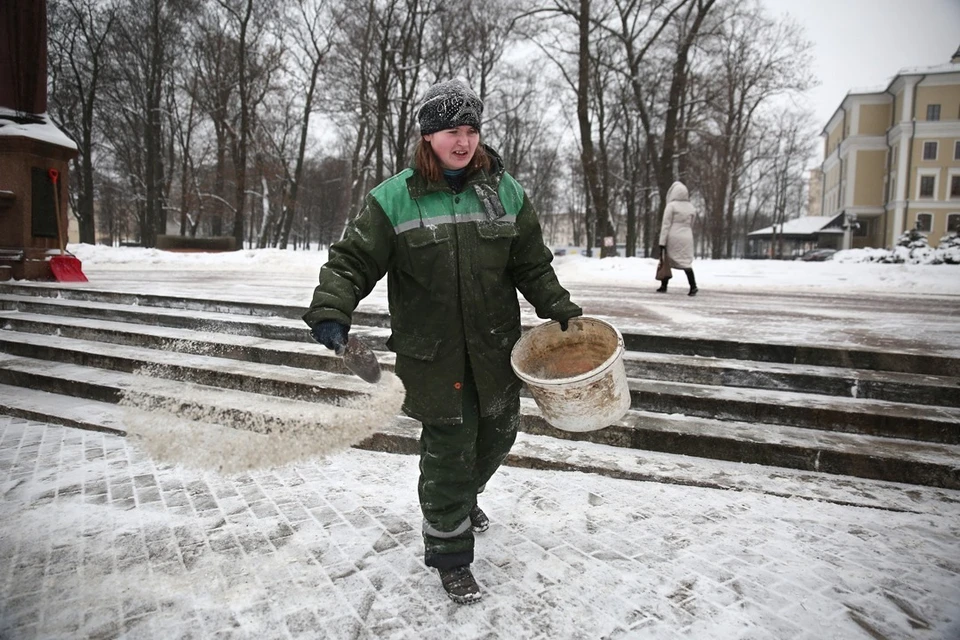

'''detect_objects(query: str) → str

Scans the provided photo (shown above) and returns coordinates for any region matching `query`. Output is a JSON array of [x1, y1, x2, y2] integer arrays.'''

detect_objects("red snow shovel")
[[47, 168, 88, 282]]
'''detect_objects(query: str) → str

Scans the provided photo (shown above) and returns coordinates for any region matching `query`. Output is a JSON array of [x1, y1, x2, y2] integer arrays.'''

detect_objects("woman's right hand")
[[310, 320, 349, 354]]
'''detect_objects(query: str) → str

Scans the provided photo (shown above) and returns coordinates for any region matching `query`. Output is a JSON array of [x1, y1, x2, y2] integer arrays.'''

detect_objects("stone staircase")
[[1, 282, 958, 491]]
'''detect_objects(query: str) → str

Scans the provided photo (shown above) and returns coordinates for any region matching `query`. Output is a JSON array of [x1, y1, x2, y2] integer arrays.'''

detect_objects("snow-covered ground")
[[69, 243, 960, 296], [3, 418, 959, 640], [2, 244, 959, 639]]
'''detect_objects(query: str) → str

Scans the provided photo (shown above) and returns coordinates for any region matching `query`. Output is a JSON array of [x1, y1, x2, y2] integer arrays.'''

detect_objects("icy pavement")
[[2, 417, 958, 639]]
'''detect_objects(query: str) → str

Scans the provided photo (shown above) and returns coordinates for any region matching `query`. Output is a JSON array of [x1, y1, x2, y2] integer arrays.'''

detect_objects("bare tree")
[[188, 5, 236, 237], [101, 0, 196, 246], [168, 65, 210, 237], [213, 0, 284, 249], [626, 0, 717, 214], [272, 0, 337, 248], [326, 0, 445, 223], [48, 0, 118, 245], [694, 1, 815, 257], [764, 109, 816, 258], [518, 0, 618, 256]]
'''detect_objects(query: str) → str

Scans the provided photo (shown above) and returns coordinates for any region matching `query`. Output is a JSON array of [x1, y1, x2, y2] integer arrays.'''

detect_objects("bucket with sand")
[[510, 316, 631, 432]]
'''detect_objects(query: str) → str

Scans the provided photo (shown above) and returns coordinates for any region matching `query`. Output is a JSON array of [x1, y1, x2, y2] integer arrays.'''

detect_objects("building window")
[[922, 141, 938, 160], [955, 140, 960, 160], [948, 214, 960, 233], [919, 175, 936, 198], [854, 217, 871, 237], [952, 175, 960, 199], [926, 104, 941, 121], [916, 213, 932, 233]]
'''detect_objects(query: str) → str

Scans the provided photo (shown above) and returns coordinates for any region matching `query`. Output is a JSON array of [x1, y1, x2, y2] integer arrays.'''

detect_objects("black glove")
[[660, 245, 666, 254], [557, 310, 583, 332], [310, 320, 349, 354]]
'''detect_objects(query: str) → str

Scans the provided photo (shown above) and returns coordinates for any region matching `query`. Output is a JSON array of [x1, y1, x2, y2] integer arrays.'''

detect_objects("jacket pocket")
[[387, 328, 441, 362], [398, 225, 452, 289], [489, 321, 521, 351], [476, 221, 517, 269], [404, 224, 450, 248]]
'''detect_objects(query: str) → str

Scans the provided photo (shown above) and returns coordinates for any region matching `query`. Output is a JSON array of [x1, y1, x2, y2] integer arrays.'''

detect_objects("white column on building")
[[892, 80, 918, 240], [843, 151, 858, 250]]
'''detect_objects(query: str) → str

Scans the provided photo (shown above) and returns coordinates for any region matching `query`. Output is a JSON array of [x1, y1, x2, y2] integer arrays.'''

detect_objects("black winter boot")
[[438, 565, 482, 604], [685, 269, 698, 296], [469, 505, 489, 533], [656, 280, 668, 293]]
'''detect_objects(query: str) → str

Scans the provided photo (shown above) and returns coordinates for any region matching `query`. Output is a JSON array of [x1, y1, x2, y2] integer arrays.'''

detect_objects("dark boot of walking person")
[[685, 268, 698, 296], [656, 277, 670, 293], [469, 505, 489, 533], [437, 565, 482, 604]]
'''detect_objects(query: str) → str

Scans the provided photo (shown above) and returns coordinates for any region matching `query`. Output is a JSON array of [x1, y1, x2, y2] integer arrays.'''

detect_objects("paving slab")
[[1, 417, 959, 639]]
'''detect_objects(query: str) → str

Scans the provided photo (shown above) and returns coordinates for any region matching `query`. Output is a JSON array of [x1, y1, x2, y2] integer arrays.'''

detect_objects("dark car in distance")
[[798, 248, 837, 262]]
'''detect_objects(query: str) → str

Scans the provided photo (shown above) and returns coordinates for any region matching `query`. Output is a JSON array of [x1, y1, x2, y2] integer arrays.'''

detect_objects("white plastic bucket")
[[510, 316, 631, 432]]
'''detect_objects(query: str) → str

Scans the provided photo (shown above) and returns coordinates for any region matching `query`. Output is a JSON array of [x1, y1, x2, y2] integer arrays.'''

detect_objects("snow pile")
[[833, 232, 960, 265], [71, 244, 325, 270]]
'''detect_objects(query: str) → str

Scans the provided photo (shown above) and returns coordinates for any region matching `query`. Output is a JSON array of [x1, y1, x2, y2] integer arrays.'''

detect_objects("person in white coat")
[[657, 181, 698, 296]]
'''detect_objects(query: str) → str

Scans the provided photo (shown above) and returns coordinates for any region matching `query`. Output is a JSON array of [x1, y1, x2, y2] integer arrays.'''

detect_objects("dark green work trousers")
[[419, 360, 520, 569]]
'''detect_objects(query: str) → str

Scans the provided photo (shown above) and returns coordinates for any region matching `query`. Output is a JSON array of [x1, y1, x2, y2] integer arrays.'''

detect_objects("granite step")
[[4, 283, 959, 376], [1, 324, 956, 445], [3, 284, 960, 488], [0, 349, 957, 489], [4, 300, 958, 409], [0, 354, 960, 489]]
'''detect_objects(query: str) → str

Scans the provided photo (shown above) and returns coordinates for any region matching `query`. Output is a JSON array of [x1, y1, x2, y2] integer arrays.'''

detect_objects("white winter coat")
[[658, 181, 695, 269]]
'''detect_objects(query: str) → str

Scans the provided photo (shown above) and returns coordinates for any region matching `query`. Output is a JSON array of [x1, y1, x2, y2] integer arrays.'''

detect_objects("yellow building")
[[820, 47, 960, 249]]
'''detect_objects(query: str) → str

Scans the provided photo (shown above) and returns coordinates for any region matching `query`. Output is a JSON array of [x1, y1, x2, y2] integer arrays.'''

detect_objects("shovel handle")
[[48, 168, 65, 255]]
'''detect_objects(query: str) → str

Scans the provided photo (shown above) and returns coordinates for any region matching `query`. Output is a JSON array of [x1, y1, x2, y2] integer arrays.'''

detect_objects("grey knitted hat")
[[417, 79, 483, 135]]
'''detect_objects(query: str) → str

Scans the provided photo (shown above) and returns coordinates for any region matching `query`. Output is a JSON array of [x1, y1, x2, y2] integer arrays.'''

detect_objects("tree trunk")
[[231, 0, 254, 250], [279, 31, 322, 249], [576, 0, 600, 256]]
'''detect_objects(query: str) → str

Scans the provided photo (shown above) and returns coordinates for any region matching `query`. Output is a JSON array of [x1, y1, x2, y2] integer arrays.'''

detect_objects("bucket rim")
[[510, 316, 625, 387]]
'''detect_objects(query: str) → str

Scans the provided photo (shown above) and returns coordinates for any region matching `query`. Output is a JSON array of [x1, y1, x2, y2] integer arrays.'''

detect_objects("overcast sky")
[[762, 0, 960, 132]]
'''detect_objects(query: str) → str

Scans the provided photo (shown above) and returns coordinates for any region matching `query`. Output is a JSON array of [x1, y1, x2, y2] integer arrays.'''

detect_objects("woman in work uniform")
[[303, 79, 582, 604]]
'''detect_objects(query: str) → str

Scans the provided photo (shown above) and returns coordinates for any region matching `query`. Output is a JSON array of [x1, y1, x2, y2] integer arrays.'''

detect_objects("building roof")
[[0, 107, 77, 150], [896, 60, 960, 77], [821, 55, 960, 136], [747, 216, 839, 237]]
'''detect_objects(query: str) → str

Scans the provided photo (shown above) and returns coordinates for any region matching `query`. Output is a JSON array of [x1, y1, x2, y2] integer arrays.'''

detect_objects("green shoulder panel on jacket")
[[369, 169, 417, 229], [369, 167, 525, 233], [497, 172, 524, 216]]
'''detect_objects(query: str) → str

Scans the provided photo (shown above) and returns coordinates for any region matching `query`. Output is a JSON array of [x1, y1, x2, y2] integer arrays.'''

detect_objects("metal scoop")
[[339, 336, 381, 384]]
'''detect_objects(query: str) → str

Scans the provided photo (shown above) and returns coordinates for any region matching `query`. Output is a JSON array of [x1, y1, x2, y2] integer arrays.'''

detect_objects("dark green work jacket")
[[303, 149, 581, 424]]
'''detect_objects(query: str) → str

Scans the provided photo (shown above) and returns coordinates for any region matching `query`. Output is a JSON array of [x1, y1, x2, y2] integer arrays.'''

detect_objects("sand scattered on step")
[[118, 355, 406, 475]]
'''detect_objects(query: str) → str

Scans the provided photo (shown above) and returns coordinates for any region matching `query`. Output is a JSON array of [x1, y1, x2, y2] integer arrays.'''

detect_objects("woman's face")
[[423, 126, 479, 170]]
